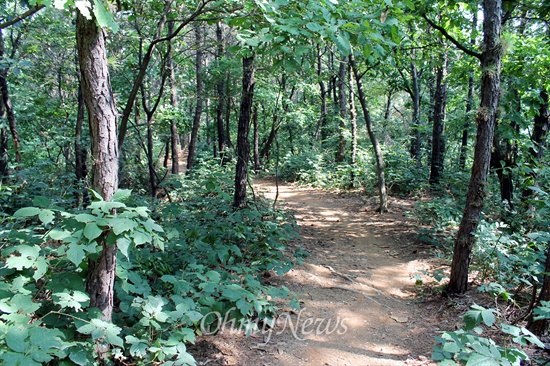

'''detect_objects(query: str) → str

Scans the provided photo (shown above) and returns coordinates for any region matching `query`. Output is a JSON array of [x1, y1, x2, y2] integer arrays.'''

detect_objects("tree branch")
[[422, 14, 481, 60], [0, 5, 45, 29]]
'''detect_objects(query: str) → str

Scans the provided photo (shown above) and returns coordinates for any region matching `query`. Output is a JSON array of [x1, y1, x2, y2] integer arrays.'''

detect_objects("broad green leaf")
[[67, 244, 86, 266], [112, 189, 132, 202], [465, 353, 499, 366], [117, 237, 131, 259], [29, 327, 64, 350], [132, 230, 151, 245], [33, 257, 49, 281], [481, 309, 496, 327], [32, 196, 51, 207], [14, 207, 41, 217], [53, 291, 90, 312], [75, 213, 98, 223], [39, 209, 55, 225], [6, 326, 29, 352], [93, 0, 119, 32], [110, 218, 137, 235], [84, 222, 103, 241]]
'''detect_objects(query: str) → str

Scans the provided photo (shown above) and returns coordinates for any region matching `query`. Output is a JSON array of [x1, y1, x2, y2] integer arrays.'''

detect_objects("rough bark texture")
[[447, 0, 502, 294], [0, 90, 7, 181], [76, 12, 119, 324], [186, 26, 204, 173], [233, 55, 255, 208], [336, 61, 347, 163], [429, 57, 448, 185], [350, 55, 387, 213], [315, 45, 327, 141], [0, 29, 21, 169], [253, 105, 260, 171], [168, 22, 180, 175], [215, 22, 229, 164]]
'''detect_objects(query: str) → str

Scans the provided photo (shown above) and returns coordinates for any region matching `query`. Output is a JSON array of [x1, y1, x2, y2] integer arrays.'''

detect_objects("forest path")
[[194, 179, 444, 366]]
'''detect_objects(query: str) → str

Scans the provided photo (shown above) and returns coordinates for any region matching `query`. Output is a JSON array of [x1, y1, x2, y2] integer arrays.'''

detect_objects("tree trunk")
[[253, 105, 260, 171], [350, 54, 387, 213], [215, 22, 229, 164], [233, 55, 255, 208], [447, 0, 503, 295], [429, 54, 448, 186], [409, 62, 422, 166], [527, 242, 550, 336], [315, 45, 327, 141], [0, 29, 21, 170], [349, 64, 357, 186], [0, 89, 7, 181], [186, 25, 204, 173], [168, 22, 180, 175], [459, 72, 475, 170], [336, 60, 347, 163], [74, 82, 89, 207], [76, 10, 119, 334]]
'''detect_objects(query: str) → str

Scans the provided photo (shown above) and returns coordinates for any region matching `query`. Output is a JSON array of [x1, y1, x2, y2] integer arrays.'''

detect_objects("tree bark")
[[459, 72, 475, 170], [0, 29, 21, 170], [168, 22, 180, 175], [253, 105, 260, 171], [350, 54, 387, 213], [233, 55, 255, 208], [215, 22, 229, 164], [409, 62, 422, 166], [527, 242, 550, 336], [76, 11, 119, 331], [429, 54, 448, 186], [0, 87, 7, 181], [336, 60, 347, 163], [186, 25, 204, 173], [447, 0, 503, 294], [315, 45, 327, 141], [74, 82, 89, 207]]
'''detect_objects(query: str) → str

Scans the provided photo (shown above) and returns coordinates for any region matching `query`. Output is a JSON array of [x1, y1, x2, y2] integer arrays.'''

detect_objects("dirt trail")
[[193, 180, 444, 366]]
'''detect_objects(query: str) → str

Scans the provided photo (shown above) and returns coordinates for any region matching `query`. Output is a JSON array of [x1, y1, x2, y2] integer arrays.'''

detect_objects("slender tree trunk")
[[429, 54, 448, 186], [215, 23, 229, 163], [527, 242, 550, 336], [0, 29, 21, 170], [76, 13, 119, 353], [350, 54, 387, 213], [233, 55, 255, 208], [447, 0, 503, 294], [336, 60, 347, 163], [186, 25, 204, 173], [460, 72, 475, 169], [146, 119, 156, 197], [168, 22, 180, 175], [315, 45, 327, 141], [253, 105, 260, 171], [74, 82, 89, 207], [0, 90, 7, 181], [409, 62, 422, 166], [349, 65, 357, 186]]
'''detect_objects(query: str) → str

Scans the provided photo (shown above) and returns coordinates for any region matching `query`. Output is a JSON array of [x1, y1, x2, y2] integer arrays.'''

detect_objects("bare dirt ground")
[[189, 179, 456, 366]]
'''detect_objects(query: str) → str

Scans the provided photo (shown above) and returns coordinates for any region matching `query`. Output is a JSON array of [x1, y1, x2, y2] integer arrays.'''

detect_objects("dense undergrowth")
[[0, 161, 303, 365]]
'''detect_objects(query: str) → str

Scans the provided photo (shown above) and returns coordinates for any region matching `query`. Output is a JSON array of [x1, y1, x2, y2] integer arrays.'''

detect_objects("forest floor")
[[188, 179, 473, 366]]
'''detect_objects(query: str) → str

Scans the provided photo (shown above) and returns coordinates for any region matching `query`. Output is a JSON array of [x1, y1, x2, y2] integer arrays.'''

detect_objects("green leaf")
[[49, 228, 72, 240], [6, 326, 29, 352], [32, 196, 51, 208], [33, 257, 49, 281], [53, 291, 90, 312], [67, 244, 86, 266], [93, 0, 119, 32], [465, 353, 499, 366], [117, 237, 131, 259], [75, 213, 98, 223], [39, 209, 55, 225], [112, 189, 131, 202], [481, 309, 496, 327], [84, 222, 103, 241], [110, 218, 137, 235], [14, 207, 41, 217], [69, 348, 92, 366]]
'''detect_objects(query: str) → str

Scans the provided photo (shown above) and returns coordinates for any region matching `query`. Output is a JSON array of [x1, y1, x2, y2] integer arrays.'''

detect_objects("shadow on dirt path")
[[193, 180, 445, 366]]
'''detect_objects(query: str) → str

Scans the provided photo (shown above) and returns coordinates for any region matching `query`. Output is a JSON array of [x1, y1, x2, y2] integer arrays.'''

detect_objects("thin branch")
[[0, 5, 45, 29], [422, 14, 482, 60]]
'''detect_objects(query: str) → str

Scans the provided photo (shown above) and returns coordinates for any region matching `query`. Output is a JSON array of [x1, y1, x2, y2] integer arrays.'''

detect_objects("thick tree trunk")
[[350, 55, 387, 213], [409, 62, 422, 166], [336, 60, 347, 163], [74, 82, 89, 207], [76, 11, 119, 331], [447, 0, 502, 294], [186, 25, 204, 173], [233, 55, 255, 208], [429, 55, 448, 186], [0, 29, 21, 170]]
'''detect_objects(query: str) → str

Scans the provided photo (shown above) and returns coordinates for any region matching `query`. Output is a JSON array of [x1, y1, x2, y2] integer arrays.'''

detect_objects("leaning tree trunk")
[[186, 25, 204, 173], [447, 0, 503, 294], [350, 54, 388, 213], [233, 55, 255, 208], [76, 10, 119, 335], [429, 55, 448, 186]]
